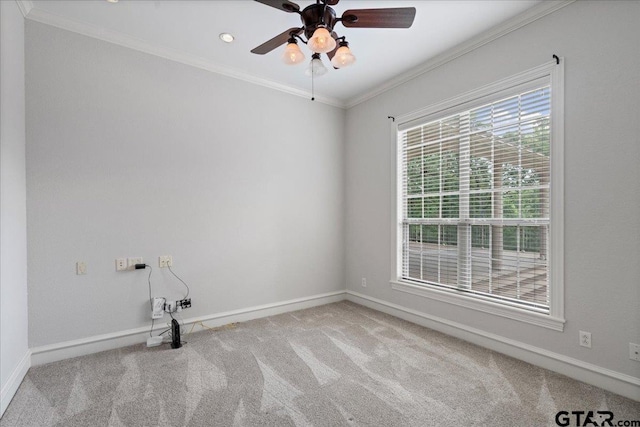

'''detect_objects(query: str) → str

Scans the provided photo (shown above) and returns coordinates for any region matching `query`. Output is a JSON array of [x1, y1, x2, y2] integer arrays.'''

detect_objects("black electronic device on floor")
[[171, 318, 182, 349]]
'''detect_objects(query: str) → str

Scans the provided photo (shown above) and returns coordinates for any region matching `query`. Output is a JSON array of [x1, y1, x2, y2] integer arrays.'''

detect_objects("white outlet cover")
[[158, 255, 173, 268], [630, 343, 640, 361], [127, 257, 143, 269], [579, 331, 592, 348], [116, 258, 127, 271], [76, 261, 87, 275]]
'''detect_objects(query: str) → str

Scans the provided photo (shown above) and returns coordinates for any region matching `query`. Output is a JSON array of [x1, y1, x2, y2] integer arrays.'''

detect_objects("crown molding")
[[24, 7, 345, 109], [15, 0, 33, 18], [345, 0, 576, 109], [22, 0, 575, 111]]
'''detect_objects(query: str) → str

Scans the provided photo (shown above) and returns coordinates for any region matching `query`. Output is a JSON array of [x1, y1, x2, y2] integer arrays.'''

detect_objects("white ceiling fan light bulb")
[[305, 57, 328, 77], [282, 42, 305, 65], [308, 27, 337, 54], [331, 45, 356, 68]]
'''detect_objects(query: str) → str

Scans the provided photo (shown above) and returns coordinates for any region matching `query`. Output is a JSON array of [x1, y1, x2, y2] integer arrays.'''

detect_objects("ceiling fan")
[[251, 0, 416, 74]]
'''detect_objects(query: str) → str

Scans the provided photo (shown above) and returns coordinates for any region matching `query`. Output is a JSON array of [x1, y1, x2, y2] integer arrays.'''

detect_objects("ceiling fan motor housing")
[[301, 4, 337, 39]]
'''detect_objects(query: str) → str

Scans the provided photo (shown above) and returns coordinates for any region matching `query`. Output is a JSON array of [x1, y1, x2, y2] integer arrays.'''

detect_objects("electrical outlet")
[[630, 343, 640, 362], [177, 298, 191, 309], [361, 278, 367, 287], [115, 258, 127, 271], [76, 261, 87, 275], [158, 255, 173, 268], [164, 301, 175, 313], [127, 257, 143, 270], [579, 331, 592, 348]]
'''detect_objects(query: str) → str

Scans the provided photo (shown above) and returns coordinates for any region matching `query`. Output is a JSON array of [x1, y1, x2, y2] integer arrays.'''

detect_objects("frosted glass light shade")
[[282, 42, 305, 65], [305, 57, 328, 77], [308, 27, 336, 53], [330, 45, 356, 68]]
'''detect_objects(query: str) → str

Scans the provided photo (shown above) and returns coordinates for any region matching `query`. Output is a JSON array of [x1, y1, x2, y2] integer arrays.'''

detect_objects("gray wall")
[[26, 21, 345, 347], [1, 0, 29, 411], [345, 0, 640, 378], [19, 0, 640, 390]]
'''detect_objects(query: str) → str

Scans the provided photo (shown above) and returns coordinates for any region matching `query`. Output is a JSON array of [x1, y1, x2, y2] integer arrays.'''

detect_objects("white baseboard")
[[24, 289, 640, 402], [346, 291, 640, 402], [31, 290, 346, 366], [1, 349, 31, 417]]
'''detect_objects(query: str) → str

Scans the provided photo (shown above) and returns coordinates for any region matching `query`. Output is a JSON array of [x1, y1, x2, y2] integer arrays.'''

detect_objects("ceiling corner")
[[15, 0, 33, 18], [345, 0, 576, 109]]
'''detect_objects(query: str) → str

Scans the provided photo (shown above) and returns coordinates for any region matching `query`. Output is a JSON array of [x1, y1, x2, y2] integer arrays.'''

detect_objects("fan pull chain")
[[311, 69, 315, 101]]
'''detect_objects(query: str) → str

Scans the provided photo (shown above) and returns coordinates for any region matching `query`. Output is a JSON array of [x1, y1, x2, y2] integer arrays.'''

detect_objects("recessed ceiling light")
[[106, 0, 119, 3], [219, 33, 235, 43]]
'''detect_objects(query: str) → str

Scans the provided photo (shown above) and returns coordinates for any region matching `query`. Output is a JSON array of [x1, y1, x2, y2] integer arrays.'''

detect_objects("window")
[[392, 62, 564, 330]]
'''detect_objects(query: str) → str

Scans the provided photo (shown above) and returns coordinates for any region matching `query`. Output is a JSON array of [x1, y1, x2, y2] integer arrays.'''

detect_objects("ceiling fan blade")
[[341, 7, 416, 28], [254, 0, 300, 13], [251, 27, 303, 55]]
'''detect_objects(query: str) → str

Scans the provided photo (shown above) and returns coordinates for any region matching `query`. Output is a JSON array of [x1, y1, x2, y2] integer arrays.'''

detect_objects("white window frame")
[[391, 61, 565, 331]]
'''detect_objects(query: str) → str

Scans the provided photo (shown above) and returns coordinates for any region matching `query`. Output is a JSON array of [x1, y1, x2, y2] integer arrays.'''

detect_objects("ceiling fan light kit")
[[305, 53, 328, 76], [282, 39, 306, 64], [308, 27, 337, 54], [330, 41, 355, 68], [252, 0, 415, 76]]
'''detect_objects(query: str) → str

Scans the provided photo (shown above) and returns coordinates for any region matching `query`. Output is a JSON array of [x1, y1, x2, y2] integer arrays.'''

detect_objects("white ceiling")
[[25, 0, 552, 107]]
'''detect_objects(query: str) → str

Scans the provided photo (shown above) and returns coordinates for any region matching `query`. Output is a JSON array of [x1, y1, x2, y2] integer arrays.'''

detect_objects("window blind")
[[400, 84, 551, 312]]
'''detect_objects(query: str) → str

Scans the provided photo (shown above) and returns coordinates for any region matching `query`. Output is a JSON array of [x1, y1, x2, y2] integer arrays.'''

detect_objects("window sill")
[[390, 279, 565, 331]]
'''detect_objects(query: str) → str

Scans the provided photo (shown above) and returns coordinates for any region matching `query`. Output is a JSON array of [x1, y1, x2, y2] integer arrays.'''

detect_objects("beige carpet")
[[2, 301, 639, 426]]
